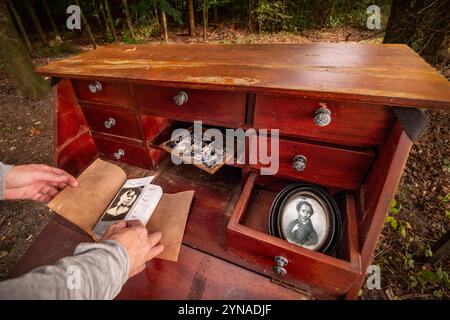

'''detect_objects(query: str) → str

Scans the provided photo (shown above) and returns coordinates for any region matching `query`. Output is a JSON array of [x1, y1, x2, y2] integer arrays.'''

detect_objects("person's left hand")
[[4, 164, 78, 203]]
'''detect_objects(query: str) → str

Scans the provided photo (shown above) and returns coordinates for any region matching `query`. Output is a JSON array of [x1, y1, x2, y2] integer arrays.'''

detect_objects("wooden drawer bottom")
[[227, 172, 362, 296]]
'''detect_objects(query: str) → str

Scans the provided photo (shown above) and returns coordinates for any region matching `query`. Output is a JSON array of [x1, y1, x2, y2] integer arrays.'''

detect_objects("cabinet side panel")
[[54, 78, 98, 176], [348, 121, 412, 299]]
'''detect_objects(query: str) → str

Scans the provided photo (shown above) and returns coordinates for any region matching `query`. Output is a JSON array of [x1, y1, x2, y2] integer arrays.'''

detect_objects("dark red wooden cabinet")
[[11, 44, 450, 300]]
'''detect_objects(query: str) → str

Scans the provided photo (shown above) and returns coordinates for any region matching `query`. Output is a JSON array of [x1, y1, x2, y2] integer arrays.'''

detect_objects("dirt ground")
[[0, 26, 449, 299]]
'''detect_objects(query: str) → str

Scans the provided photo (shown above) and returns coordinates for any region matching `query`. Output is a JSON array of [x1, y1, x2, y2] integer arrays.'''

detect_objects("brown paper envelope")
[[146, 190, 195, 262], [48, 158, 127, 235]]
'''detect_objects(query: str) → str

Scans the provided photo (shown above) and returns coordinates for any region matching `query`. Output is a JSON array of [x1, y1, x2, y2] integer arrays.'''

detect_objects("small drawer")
[[254, 94, 394, 147], [81, 105, 142, 140], [134, 85, 247, 126], [93, 135, 151, 168], [251, 138, 374, 190], [227, 172, 362, 296], [72, 80, 133, 109]]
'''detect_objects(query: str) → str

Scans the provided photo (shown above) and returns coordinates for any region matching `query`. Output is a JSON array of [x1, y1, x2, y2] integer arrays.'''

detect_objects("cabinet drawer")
[[254, 94, 394, 147], [227, 173, 362, 296], [93, 136, 151, 168], [72, 80, 133, 109], [81, 105, 142, 140], [252, 138, 374, 190], [134, 85, 247, 126]]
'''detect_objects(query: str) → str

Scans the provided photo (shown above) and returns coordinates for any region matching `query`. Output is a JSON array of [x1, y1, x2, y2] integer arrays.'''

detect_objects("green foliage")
[[403, 252, 415, 269], [389, 198, 401, 214], [34, 42, 81, 58], [385, 198, 411, 238], [254, 0, 291, 32], [410, 267, 450, 290], [442, 159, 450, 172], [439, 193, 450, 203], [386, 216, 398, 230], [159, 0, 182, 24]]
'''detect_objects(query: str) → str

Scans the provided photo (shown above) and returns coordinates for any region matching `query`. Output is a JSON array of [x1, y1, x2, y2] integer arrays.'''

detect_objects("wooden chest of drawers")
[[10, 43, 450, 300]]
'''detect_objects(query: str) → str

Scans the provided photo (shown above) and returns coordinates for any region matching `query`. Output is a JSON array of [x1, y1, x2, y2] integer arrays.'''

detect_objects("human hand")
[[101, 220, 164, 278], [4, 164, 78, 203]]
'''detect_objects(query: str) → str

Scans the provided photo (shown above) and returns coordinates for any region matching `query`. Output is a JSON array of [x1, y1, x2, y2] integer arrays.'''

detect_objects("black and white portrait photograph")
[[280, 193, 330, 251], [102, 186, 143, 221]]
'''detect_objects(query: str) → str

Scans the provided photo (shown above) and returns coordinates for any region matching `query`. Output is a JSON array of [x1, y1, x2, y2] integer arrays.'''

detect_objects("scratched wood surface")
[[36, 43, 450, 110]]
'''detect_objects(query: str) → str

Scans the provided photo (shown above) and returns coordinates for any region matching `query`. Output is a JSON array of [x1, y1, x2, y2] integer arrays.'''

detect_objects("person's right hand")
[[101, 220, 164, 278]]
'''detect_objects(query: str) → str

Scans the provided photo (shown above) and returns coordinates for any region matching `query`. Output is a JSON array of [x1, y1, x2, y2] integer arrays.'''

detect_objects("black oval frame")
[[268, 183, 342, 255]]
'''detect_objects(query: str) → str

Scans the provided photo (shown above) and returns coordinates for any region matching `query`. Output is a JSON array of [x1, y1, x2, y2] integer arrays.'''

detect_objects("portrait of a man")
[[287, 200, 318, 246], [102, 187, 142, 221]]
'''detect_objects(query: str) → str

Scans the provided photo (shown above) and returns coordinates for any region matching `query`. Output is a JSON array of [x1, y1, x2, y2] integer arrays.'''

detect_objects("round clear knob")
[[292, 155, 307, 172], [273, 266, 287, 277], [173, 91, 188, 106], [88, 81, 102, 93], [104, 118, 116, 129], [114, 149, 125, 160], [273, 256, 288, 277], [314, 103, 332, 127]]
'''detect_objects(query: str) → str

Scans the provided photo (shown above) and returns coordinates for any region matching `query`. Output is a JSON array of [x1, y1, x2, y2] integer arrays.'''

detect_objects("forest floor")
[[0, 25, 449, 299]]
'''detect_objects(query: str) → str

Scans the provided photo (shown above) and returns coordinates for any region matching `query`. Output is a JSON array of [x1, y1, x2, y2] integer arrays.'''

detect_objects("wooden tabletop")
[[37, 43, 450, 110]]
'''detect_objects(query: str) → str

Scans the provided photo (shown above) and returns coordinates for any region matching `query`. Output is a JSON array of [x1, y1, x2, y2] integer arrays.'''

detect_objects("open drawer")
[[227, 172, 363, 297]]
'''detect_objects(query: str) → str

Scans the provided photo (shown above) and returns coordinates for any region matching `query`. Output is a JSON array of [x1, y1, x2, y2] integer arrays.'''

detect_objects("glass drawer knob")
[[104, 118, 116, 129], [292, 155, 307, 172], [314, 103, 332, 127], [88, 81, 102, 93], [173, 91, 188, 106], [273, 256, 288, 277], [114, 149, 125, 160]]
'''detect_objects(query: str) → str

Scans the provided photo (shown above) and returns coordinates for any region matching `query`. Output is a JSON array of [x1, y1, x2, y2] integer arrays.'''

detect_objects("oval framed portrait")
[[269, 183, 341, 254]]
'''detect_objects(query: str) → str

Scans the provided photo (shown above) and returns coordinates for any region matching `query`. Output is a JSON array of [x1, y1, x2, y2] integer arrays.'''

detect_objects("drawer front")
[[81, 105, 142, 140], [93, 136, 151, 168], [134, 85, 247, 126], [252, 138, 374, 190], [254, 94, 394, 147], [73, 80, 133, 108]]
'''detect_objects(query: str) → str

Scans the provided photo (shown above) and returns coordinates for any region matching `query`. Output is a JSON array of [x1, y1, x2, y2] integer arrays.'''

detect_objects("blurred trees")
[[2, 0, 395, 46], [0, 0, 49, 99], [384, 0, 450, 64]]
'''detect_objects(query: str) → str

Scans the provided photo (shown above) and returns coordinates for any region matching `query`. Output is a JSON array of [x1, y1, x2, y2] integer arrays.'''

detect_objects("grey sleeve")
[[0, 240, 130, 300], [0, 162, 14, 200]]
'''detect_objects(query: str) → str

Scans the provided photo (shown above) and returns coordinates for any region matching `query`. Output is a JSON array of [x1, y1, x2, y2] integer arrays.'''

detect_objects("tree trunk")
[[121, 0, 136, 40], [202, 2, 208, 41], [161, 10, 168, 43], [75, 0, 97, 49], [213, 5, 218, 24], [25, 0, 48, 45], [99, 0, 112, 37], [384, 0, 449, 63], [153, 4, 160, 30], [383, 0, 418, 44], [248, 0, 253, 32], [322, 0, 335, 27], [104, 0, 118, 42], [188, 0, 195, 37], [7, 0, 33, 56], [92, 0, 106, 35], [0, 1, 49, 99], [42, 0, 62, 43]]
